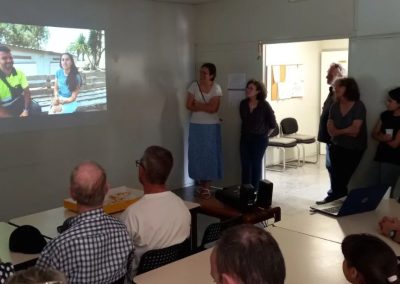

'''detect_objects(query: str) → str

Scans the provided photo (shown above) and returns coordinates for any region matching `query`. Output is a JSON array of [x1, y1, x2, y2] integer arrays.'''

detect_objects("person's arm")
[[372, 118, 392, 142], [387, 130, 400, 148], [19, 87, 31, 117], [379, 216, 400, 243], [186, 92, 196, 111], [60, 86, 80, 104], [328, 119, 363, 138], [53, 77, 59, 99], [193, 96, 220, 113], [265, 102, 277, 135]]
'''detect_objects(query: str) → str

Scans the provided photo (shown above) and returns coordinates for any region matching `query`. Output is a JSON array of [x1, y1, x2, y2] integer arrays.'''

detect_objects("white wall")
[[0, 0, 195, 221], [195, 0, 400, 189]]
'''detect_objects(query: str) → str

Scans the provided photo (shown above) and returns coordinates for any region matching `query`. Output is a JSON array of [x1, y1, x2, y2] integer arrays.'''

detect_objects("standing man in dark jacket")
[[316, 63, 344, 205]]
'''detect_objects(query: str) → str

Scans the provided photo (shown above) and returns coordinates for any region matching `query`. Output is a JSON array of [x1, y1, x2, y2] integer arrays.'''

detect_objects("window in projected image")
[[0, 23, 106, 118]]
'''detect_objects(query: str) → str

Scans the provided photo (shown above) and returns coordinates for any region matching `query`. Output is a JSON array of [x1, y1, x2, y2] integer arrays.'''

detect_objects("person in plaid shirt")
[[36, 161, 134, 284]]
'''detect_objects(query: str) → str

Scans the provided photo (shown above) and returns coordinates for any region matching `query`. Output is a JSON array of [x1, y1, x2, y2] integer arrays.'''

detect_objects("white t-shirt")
[[188, 81, 222, 124], [120, 191, 191, 275]]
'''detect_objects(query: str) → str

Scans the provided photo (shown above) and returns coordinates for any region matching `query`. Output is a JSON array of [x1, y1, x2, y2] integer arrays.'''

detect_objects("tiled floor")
[[266, 156, 330, 217]]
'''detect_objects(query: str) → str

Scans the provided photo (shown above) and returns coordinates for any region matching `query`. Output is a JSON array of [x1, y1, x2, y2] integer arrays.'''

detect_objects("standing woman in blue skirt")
[[186, 63, 223, 191], [240, 80, 276, 190]]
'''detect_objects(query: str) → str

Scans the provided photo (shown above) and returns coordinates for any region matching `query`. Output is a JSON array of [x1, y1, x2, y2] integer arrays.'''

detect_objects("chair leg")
[[304, 142, 319, 164]]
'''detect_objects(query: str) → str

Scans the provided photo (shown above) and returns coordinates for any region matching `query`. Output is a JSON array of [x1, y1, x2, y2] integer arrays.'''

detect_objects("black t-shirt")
[[240, 99, 276, 136], [374, 110, 400, 165]]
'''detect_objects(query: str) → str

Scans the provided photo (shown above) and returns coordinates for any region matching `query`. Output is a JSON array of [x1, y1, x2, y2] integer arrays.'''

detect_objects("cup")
[[385, 129, 393, 138]]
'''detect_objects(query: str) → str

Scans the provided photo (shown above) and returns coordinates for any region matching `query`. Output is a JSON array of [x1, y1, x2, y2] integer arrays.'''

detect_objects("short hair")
[[214, 224, 286, 284], [0, 45, 11, 53], [330, 62, 345, 77], [342, 234, 399, 284], [6, 267, 67, 283], [201, 63, 217, 81], [388, 87, 400, 104], [335, 77, 360, 101], [141, 146, 173, 185], [70, 161, 107, 207], [246, 79, 267, 101]]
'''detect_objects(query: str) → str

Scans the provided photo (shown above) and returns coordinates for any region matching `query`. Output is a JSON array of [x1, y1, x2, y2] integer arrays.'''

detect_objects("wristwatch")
[[389, 230, 397, 240]]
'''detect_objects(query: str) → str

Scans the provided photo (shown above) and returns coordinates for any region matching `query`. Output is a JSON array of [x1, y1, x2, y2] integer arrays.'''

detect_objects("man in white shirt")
[[121, 145, 191, 275]]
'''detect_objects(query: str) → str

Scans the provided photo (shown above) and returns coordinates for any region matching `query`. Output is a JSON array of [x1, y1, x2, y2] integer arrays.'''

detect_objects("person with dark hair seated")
[[210, 224, 286, 284], [341, 233, 399, 284], [36, 161, 134, 284]]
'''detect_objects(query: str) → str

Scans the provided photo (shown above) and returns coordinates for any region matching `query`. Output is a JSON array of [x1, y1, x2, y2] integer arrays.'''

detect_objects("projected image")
[[0, 23, 106, 117]]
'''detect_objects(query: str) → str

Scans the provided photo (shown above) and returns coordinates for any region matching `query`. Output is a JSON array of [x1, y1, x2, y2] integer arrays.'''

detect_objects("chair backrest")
[[200, 217, 242, 249], [137, 239, 190, 275], [280, 117, 298, 135]]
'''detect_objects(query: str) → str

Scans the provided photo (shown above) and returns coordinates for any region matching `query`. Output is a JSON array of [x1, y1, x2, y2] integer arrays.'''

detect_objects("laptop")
[[310, 184, 390, 217]]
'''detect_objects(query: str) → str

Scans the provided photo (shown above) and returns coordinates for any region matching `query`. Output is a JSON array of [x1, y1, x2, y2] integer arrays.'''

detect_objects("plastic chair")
[[199, 217, 242, 250], [280, 117, 318, 165], [136, 239, 190, 274], [266, 125, 300, 171]]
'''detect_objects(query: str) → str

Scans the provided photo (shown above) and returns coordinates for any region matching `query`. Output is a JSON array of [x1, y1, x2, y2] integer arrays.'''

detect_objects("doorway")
[[263, 39, 349, 166]]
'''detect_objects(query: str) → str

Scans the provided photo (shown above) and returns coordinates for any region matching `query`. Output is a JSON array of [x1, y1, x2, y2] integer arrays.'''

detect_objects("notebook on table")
[[310, 185, 390, 217]]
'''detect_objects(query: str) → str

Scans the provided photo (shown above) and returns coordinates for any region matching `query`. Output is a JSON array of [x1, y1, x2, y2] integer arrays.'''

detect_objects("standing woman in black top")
[[240, 80, 276, 190]]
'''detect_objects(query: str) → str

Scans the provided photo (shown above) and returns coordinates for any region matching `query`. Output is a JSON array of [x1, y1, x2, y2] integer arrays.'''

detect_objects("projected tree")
[[69, 30, 105, 70], [0, 24, 49, 49]]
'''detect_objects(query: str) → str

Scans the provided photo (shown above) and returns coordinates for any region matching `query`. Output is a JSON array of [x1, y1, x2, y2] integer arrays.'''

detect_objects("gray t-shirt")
[[329, 100, 367, 150]]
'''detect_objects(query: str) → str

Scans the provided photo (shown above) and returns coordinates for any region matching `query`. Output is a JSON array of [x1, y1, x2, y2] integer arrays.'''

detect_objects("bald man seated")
[[36, 161, 134, 284]]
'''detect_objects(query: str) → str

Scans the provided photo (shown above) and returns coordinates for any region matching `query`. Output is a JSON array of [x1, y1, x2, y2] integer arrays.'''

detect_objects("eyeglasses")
[[135, 159, 144, 168]]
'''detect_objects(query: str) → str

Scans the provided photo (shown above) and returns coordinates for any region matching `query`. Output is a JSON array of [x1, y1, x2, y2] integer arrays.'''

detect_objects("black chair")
[[199, 217, 242, 250], [280, 117, 318, 165], [266, 124, 300, 171], [136, 239, 190, 275]]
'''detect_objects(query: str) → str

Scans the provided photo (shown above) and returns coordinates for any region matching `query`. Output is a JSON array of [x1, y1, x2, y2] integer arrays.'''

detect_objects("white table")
[[276, 198, 400, 254], [9, 189, 200, 241], [0, 222, 39, 266], [134, 226, 346, 284]]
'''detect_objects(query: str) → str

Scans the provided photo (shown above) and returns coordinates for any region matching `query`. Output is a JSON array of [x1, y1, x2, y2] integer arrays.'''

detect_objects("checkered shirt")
[[36, 208, 134, 284]]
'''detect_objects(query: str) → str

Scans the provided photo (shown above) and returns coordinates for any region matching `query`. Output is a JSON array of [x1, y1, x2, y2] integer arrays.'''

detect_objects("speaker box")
[[256, 179, 273, 208]]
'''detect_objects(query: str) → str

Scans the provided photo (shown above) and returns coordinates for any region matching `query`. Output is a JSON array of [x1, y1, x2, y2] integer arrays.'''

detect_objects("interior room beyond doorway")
[[263, 38, 349, 167]]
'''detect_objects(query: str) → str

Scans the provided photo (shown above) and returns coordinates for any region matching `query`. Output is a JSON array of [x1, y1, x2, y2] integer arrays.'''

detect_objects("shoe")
[[315, 197, 334, 205]]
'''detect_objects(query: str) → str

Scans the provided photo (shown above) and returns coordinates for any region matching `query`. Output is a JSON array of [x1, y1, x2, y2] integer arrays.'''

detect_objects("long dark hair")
[[60, 53, 81, 92], [342, 234, 400, 284], [246, 79, 267, 101]]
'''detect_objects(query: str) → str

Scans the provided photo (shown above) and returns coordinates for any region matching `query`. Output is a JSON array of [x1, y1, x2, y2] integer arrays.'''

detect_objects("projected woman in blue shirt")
[[53, 53, 81, 114]]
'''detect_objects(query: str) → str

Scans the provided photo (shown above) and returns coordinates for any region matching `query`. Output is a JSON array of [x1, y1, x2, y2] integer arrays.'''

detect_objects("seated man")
[[36, 161, 134, 284], [0, 45, 34, 117], [210, 224, 286, 284], [121, 145, 191, 275]]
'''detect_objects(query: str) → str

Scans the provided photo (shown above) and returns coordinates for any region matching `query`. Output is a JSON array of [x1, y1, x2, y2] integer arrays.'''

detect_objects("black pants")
[[329, 144, 364, 199], [240, 134, 268, 190]]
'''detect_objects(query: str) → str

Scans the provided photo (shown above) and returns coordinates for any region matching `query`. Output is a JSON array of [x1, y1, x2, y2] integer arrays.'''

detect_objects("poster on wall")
[[271, 64, 304, 100]]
